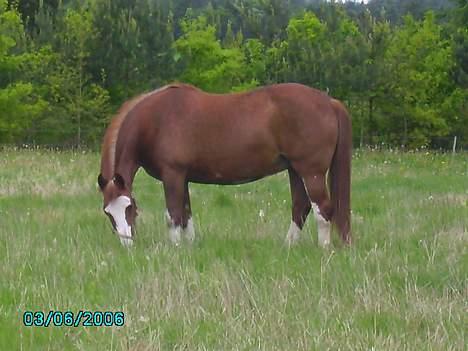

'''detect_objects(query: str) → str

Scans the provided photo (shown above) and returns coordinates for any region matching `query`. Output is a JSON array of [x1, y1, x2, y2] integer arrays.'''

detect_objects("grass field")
[[0, 148, 466, 350]]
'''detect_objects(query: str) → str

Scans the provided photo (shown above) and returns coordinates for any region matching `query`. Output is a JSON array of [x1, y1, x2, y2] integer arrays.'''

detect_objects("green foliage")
[[88, 0, 175, 102], [380, 12, 456, 147], [0, 1, 47, 142], [0, 83, 47, 141], [37, 59, 111, 145], [242, 38, 267, 84], [56, 8, 110, 145], [285, 11, 327, 86], [0, 0, 466, 148], [174, 15, 257, 92]]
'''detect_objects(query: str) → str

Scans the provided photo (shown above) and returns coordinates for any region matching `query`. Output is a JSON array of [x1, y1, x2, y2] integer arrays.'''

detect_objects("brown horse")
[[97, 83, 351, 247]]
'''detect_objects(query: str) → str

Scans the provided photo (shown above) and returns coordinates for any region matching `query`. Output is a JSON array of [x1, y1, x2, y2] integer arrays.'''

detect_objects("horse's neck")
[[100, 144, 118, 183], [114, 141, 139, 190], [102, 89, 158, 185]]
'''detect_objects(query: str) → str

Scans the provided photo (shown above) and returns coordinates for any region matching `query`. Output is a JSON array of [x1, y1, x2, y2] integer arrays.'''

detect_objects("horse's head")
[[97, 173, 138, 247]]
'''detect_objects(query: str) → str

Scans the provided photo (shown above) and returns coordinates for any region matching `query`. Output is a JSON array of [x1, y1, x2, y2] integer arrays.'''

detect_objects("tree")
[[0, 1, 47, 142], [88, 0, 176, 103], [353, 9, 392, 145], [230, 0, 290, 43], [47, 7, 111, 145], [274, 8, 367, 99], [446, 0, 468, 146], [1, 0, 465, 148], [367, 0, 452, 23], [283, 11, 327, 87], [173, 15, 256, 92], [242, 38, 267, 85], [380, 12, 456, 146]]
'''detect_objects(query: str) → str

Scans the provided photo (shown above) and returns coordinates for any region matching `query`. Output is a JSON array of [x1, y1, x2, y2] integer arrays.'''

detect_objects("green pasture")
[[0, 149, 466, 350]]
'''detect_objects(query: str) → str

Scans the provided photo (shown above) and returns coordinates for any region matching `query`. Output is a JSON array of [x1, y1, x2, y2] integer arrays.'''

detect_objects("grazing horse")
[[97, 83, 351, 247]]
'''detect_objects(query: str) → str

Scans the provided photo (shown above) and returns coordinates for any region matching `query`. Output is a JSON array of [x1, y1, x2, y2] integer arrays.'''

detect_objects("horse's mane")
[[100, 85, 176, 180]]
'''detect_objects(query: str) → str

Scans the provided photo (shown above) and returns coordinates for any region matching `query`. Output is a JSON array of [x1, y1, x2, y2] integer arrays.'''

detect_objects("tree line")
[[1, 0, 467, 148]]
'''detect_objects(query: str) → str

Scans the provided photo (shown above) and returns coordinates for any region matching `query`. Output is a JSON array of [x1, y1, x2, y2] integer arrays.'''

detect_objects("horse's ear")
[[97, 174, 108, 190], [113, 173, 125, 189]]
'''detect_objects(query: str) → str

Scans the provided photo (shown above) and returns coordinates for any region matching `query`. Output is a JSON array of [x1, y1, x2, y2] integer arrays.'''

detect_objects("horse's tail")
[[329, 99, 352, 244]]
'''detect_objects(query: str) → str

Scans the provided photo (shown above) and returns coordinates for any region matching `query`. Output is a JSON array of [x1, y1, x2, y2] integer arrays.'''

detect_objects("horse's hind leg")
[[162, 169, 188, 245], [302, 174, 333, 247], [286, 168, 311, 245], [182, 182, 195, 241]]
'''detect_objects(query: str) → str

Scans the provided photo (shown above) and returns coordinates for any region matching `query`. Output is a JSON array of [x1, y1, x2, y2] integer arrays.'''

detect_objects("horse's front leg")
[[162, 168, 187, 245]]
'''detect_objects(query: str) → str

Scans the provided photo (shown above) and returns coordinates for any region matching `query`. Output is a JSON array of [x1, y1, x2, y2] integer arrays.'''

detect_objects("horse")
[[97, 83, 352, 247]]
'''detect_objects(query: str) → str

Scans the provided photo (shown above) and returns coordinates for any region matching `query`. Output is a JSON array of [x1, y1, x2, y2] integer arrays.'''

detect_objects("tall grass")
[[0, 148, 466, 350]]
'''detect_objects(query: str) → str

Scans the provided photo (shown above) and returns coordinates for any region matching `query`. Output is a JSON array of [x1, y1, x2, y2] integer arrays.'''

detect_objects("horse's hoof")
[[169, 226, 182, 246], [120, 237, 134, 247], [285, 221, 300, 246], [318, 240, 331, 249], [184, 218, 195, 242]]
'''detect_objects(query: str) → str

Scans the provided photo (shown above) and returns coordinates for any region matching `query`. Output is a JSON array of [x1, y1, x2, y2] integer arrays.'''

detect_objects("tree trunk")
[[360, 99, 364, 148], [403, 115, 408, 148], [368, 97, 374, 144], [78, 64, 82, 148]]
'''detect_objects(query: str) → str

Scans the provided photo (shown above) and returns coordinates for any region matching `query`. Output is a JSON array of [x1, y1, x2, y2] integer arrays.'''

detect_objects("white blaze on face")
[[312, 203, 331, 248], [105, 195, 133, 246]]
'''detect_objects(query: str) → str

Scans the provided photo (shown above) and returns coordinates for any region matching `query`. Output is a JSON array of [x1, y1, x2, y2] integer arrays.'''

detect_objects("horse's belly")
[[187, 154, 288, 185]]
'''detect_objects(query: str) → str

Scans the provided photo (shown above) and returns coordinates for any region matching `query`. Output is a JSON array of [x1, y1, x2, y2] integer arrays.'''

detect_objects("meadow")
[[0, 148, 466, 350]]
